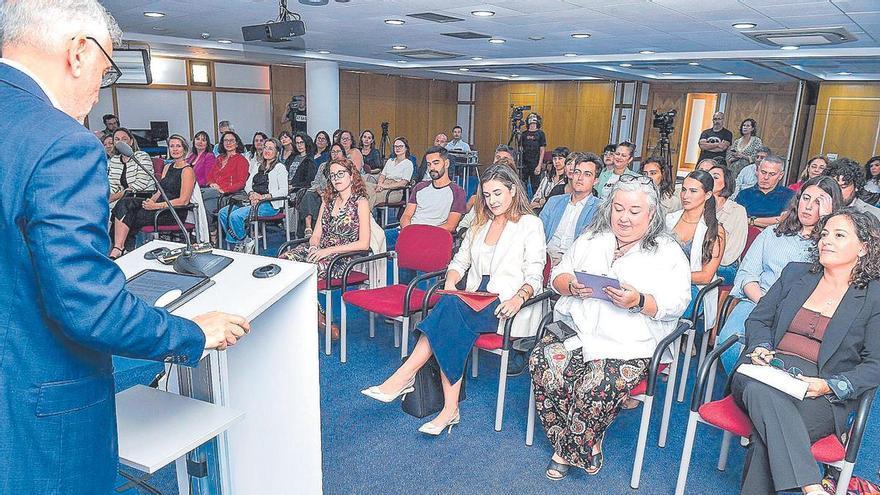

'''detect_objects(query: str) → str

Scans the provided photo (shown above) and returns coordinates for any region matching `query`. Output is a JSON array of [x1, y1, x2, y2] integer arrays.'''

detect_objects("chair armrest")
[[151, 204, 196, 230], [381, 184, 411, 204], [384, 222, 401, 230], [253, 196, 289, 210], [690, 334, 742, 412], [422, 274, 447, 315], [691, 277, 723, 329], [845, 387, 877, 463], [645, 319, 693, 396], [324, 250, 371, 290], [718, 295, 741, 331], [403, 269, 447, 317], [340, 251, 397, 293], [277, 237, 309, 257], [501, 290, 555, 350]]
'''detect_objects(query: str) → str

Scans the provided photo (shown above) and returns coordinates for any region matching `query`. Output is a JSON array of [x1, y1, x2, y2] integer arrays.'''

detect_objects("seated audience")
[[457, 156, 520, 232], [299, 143, 343, 236], [246, 132, 267, 170], [726, 117, 763, 177], [530, 146, 569, 210], [107, 127, 153, 209], [362, 165, 546, 434], [366, 137, 414, 209], [108, 135, 196, 258], [718, 176, 842, 372], [709, 163, 749, 284], [413, 133, 453, 182], [101, 112, 120, 136], [730, 209, 880, 495], [186, 130, 217, 188], [597, 141, 639, 200], [313, 130, 331, 168], [736, 154, 795, 228], [642, 155, 681, 213], [289, 132, 318, 191], [862, 155, 880, 205], [532, 176, 691, 479], [696, 157, 719, 171], [279, 131, 295, 168], [212, 120, 232, 154], [281, 158, 371, 338], [203, 131, 249, 239], [540, 152, 601, 266], [360, 129, 382, 174], [100, 133, 114, 159], [446, 125, 471, 152], [400, 146, 466, 232], [825, 157, 880, 221], [732, 145, 771, 199], [601, 144, 616, 172], [547, 152, 577, 198], [789, 155, 828, 193], [494, 144, 516, 165], [218, 138, 288, 252], [338, 130, 366, 175]]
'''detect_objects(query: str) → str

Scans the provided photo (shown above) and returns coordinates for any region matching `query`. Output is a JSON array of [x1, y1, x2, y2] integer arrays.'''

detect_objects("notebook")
[[436, 290, 499, 312], [736, 364, 809, 400]]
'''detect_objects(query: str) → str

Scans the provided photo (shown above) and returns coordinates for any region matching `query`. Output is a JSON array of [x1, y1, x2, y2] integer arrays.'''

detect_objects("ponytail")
[[701, 195, 719, 266]]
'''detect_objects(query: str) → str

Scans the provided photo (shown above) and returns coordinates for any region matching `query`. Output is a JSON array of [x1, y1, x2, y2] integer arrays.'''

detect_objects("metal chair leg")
[[678, 327, 696, 402], [471, 347, 479, 378], [369, 313, 375, 338], [340, 299, 348, 363], [325, 292, 333, 356], [835, 463, 855, 495], [630, 395, 654, 489], [526, 384, 536, 446], [660, 336, 682, 448], [718, 430, 732, 471], [400, 316, 410, 358], [494, 350, 509, 432], [675, 411, 700, 495]]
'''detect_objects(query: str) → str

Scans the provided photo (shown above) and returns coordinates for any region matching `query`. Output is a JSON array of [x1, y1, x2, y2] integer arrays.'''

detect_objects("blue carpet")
[[112, 227, 880, 494]]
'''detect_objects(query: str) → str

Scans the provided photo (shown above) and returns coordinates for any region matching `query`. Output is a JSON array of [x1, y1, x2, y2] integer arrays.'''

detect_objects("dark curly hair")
[[825, 157, 866, 192], [810, 208, 880, 289]]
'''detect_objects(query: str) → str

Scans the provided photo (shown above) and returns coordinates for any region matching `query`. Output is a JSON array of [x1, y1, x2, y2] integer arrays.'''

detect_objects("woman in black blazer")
[[732, 208, 880, 495]]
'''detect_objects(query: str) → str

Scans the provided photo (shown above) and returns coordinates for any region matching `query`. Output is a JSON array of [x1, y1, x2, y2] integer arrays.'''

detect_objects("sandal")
[[585, 439, 604, 475], [109, 246, 124, 260], [545, 459, 570, 481]]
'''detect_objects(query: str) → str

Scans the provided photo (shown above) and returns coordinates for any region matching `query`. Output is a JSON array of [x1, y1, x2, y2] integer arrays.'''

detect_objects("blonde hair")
[[471, 164, 534, 231]]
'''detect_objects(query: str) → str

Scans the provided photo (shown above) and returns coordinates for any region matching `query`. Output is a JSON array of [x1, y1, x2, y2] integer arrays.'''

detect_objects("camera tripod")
[[507, 118, 524, 172], [655, 129, 673, 172], [379, 123, 391, 161]]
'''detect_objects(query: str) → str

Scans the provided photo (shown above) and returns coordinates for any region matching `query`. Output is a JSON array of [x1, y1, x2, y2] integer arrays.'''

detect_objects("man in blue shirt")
[[735, 154, 794, 228], [540, 152, 602, 266]]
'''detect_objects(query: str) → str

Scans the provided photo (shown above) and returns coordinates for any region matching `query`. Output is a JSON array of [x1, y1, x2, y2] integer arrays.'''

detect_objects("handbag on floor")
[[400, 355, 467, 419]]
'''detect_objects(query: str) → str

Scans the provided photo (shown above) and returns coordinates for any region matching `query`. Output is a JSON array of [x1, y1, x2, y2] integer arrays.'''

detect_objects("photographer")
[[520, 113, 547, 196], [698, 112, 732, 163]]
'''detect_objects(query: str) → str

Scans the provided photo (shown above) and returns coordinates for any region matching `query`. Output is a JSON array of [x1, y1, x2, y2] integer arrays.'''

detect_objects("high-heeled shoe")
[[417, 410, 460, 436], [360, 375, 415, 403]]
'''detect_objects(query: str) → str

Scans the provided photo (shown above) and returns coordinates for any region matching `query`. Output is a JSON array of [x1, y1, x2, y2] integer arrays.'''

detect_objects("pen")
[[745, 350, 776, 358]]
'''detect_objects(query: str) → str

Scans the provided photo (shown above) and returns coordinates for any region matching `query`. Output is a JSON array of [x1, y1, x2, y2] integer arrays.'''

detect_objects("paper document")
[[736, 364, 809, 400], [436, 290, 498, 312]]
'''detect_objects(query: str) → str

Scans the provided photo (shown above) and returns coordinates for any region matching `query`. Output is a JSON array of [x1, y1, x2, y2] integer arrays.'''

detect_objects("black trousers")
[[731, 374, 835, 494], [520, 157, 541, 196]]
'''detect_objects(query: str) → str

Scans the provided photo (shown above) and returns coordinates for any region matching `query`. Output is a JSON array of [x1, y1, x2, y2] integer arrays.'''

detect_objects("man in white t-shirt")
[[445, 125, 471, 152], [400, 146, 467, 233]]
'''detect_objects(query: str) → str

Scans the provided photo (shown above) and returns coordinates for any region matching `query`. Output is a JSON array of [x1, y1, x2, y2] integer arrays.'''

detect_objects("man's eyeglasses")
[[329, 170, 350, 180], [84, 36, 122, 88]]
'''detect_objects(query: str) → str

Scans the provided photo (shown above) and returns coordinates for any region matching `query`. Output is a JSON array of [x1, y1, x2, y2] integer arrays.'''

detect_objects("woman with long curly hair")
[[729, 208, 880, 495]]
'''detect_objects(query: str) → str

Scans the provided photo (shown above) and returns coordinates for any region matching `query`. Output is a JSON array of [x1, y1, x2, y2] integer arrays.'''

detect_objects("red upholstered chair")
[[674, 335, 877, 495], [744, 225, 762, 258], [139, 205, 198, 243], [524, 319, 692, 489], [340, 225, 453, 362], [151, 156, 165, 177], [250, 196, 291, 251]]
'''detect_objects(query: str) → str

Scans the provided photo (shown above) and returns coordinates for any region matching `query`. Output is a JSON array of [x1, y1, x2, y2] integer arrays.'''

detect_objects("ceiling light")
[[488, 38, 506, 44], [509, 74, 519, 78], [732, 22, 757, 29], [384, 19, 405, 25], [143, 11, 165, 18], [397, 60, 407, 63], [217, 39, 233, 44], [471, 10, 495, 17], [563, 53, 577, 57], [391, 45, 406, 50], [639, 50, 656, 54], [780, 45, 799, 50], [688, 62, 699, 66], [299, 0, 330, 5], [837, 71, 852, 75], [725, 72, 735, 75], [459, 68, 469, 71], [528, 36, 544, 41], [471, 57, 483, 61], [619, 63, 633, 67], [661, 72, 672, 75], [317, 50, 331, 54], [571, 33, 591, 39]]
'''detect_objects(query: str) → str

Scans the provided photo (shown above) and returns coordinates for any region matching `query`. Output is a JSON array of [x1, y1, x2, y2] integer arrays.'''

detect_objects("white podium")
[[115, 241, 321, 494]]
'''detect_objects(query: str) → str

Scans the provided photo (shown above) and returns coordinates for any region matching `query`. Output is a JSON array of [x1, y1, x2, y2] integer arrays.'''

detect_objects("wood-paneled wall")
[[807, 83, 880, 162], [269, 65, 305, 136], [473, 81, 616, 161], [644, 82, 799, 172]]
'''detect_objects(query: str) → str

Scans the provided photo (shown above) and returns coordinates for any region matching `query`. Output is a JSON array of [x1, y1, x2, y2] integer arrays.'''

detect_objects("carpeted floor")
[[113, 224, 880, 495]]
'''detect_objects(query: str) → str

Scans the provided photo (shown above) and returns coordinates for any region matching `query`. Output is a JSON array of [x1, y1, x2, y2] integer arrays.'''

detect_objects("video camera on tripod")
[[652, 109, 677, 136], [510, 105, 531, 125]]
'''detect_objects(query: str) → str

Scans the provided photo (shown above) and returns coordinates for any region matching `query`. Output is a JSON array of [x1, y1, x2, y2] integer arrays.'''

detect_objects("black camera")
[[510, 105, 531, 123], [380, 122, 389, 133], [652, 109, 677, 134]]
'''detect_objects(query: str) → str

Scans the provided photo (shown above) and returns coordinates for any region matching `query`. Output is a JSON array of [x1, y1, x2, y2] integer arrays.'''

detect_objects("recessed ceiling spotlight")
[[837, 71, 852, 75], [488, 38, 506, 44], [471, 10, 495, 17], [397, 60, 408, 63], [688, 62, 700, 66], [619, 63, 633, 67], [143, 11, 165, 18], [528, 36, 544, 41], [725, 72, 735, 75], [661, 72, 672, 75], [732, 22, 757, 29], [217, 39, 233, 44], [459, 68, 470, 71], [152, 26, 168, 32], [509, 74, 519, 78], [384, 19, 405, 25], [392, 45, 406, 50], [471, 57, 483, 61], [639, 50, 656, 54], [571, 33, 591, 39], [317, 50, 331, 54], [780, 45, 799, 50], [563, 53, 577, 57]]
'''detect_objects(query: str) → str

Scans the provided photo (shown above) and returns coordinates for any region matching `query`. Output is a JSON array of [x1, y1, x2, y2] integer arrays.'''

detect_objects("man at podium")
[[0, 1, 249, 493]]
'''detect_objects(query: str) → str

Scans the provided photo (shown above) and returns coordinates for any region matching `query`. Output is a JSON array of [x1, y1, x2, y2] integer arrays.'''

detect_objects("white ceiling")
[[104, 0, 880, 82]]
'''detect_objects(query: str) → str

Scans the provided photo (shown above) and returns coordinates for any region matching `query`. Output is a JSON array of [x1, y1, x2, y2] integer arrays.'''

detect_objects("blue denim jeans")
[[716, 261, 739, 286], [218, 202, 278, 244], [717, 299, 756, 373]]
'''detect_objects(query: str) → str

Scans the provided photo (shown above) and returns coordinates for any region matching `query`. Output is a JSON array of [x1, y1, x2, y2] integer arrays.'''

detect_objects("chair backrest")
[[744, 226, 762, 256], [396, 225, 453, 272], [151, 157, 165, 176]]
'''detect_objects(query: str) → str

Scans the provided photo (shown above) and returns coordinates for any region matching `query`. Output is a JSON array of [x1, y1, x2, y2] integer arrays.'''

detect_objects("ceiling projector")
[[241, 20, 306, 42]]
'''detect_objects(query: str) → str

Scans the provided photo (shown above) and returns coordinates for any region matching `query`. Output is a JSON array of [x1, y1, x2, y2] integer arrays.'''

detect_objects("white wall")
[[216, 93, 272, 144], [87, 87, 114, 132], [190, 91, 216, 140], [115, 88, 190, 141]]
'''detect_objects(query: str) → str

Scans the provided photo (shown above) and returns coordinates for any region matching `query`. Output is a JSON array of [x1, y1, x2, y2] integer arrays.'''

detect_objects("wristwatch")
[[629, 292, 645, 314]]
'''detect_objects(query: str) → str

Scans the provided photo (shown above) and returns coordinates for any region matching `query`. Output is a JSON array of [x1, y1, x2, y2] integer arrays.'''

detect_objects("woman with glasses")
[[298, 143, 344, 237], [532, 175, 691, 479], [726, 118, 763, 177], [730, 209, 880, 495], [596, 142, 640, 200], [337, 130, 366, 175], [718, 176, 843, 373], [281, 158, 371, 337], [108, 135, 195, 259], [186, 131, 217, 188], [202, 131, 249, 242], [314, 130, 331, 168], [360, 129, 382, 174], [363, 165, 546, 435], [641, 155, 681, 213], [107, 127, 153, 209], [289, 132, 318, 191], [365, 137, 414, 209], [218, 138, 288, 252], [789, 155, 828, 193], [530, 146, 569, 211]]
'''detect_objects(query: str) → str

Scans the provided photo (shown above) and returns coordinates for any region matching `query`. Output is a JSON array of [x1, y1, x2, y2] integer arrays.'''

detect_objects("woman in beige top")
[[708, 162, 748, 285]]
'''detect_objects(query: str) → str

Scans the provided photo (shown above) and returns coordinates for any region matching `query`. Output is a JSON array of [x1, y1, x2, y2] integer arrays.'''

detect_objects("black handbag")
[[400, 355, 467, 419]]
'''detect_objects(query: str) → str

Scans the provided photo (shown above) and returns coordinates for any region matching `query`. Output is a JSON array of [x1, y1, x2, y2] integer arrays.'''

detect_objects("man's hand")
[[193, 311, 250, 350]]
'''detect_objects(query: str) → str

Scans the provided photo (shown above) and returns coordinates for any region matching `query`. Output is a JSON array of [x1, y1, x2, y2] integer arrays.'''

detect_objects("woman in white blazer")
[[362, 165, 547, 435]]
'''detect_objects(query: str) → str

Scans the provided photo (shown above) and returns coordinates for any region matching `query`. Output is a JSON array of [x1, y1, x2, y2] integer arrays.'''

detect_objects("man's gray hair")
[[761, 154, 785, 168], [585, 179, 669, 251], [0, 0, 122, 50], [756, 145, 772, 155]]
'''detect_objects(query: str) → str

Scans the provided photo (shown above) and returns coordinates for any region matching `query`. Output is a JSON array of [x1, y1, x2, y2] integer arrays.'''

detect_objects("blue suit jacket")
[[539, 193, 599, 243], [0, 63, 205, 494]]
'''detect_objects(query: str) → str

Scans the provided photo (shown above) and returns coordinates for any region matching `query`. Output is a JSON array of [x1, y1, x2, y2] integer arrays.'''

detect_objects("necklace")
[[613, 237, 638, 261]]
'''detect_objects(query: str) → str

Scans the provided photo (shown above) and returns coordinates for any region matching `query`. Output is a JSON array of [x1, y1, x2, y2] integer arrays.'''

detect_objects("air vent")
[[441, 31, 492, 40], [744, 27, 856, 47], [407, 12, 464, 23], [394, 49, 463, 60]]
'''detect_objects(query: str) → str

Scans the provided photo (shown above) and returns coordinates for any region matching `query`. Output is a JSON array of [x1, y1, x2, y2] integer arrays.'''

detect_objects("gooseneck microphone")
[[115, 141, 232, 277]]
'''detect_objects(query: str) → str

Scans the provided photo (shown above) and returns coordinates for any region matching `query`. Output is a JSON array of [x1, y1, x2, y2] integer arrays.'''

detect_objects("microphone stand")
[[115, 142, 232, 277]]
